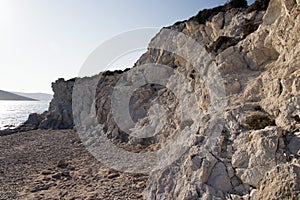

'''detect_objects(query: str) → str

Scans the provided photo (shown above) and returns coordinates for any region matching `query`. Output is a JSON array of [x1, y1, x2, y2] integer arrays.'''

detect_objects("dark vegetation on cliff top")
[[173, 0, 270, 26], [190, 0, 247, 24]]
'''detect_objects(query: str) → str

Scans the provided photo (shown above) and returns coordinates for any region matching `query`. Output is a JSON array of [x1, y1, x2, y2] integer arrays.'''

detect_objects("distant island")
[[11, 92, 53, 101], [0, 90, 38, 101]]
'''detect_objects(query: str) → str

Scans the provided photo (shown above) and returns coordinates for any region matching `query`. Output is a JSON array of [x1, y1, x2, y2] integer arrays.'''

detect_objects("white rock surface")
[[30, 0, 300, 199]]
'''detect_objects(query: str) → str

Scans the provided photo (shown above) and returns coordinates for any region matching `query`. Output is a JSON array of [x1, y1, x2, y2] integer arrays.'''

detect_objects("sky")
[[0, 0, 255, 94]]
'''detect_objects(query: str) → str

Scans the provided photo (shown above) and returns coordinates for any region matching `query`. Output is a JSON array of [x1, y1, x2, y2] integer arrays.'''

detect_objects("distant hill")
[[0, 90, 38, 101], [12, 92, 53, 101]]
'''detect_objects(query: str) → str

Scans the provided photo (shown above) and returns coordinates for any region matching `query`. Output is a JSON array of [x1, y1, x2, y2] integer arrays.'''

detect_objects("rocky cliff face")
[[138, 0, 300, 199], [23, 78, 75, 131], [40, 78, 75, 129], [140, 0, 300, 199], [23, 0, 299, 199]]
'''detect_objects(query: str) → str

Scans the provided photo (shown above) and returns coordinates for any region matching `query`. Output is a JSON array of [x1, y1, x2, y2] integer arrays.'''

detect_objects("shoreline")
[[0, 100, 50, 134]]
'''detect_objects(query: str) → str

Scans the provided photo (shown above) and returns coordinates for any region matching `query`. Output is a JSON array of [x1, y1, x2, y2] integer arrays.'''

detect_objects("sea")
[[0, 100, 50, 130]]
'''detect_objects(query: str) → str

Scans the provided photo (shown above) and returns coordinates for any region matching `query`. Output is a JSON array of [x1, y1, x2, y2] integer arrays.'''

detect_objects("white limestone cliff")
[[22, 0, 300, 199]]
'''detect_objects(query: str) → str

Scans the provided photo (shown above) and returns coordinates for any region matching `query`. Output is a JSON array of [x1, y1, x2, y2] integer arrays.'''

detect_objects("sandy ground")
[[0, 130, 148, 200]]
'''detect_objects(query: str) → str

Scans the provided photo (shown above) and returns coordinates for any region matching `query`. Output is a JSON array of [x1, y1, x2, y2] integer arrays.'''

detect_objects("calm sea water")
[[0, 100, 50, 130]]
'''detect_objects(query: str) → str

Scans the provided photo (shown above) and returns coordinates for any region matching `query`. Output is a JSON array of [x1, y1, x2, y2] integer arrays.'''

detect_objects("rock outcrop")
[[139, 0, 300, 199], [140, 0, 299, 199], [39, 78, 75, 129], [17, 0, 300, 199], [18, 78, 75, 132], [258, 162, 300, 199]]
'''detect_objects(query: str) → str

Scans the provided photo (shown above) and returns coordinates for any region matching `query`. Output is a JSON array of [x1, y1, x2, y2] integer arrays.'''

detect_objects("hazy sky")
[[0, 0, 255, 93]]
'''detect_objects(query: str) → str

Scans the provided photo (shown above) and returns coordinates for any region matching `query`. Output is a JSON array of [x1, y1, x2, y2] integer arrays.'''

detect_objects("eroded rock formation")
[[20, 0, 300, 199], [140, 0, 300, 199], [39, 78, 75, 129]]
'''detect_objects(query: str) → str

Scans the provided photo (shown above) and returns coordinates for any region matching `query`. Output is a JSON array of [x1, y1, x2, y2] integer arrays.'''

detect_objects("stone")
[[41, 170, 52, 175], [288, 132, 300, 155], [57, 160, 69, 169], [52, 173, 62, 179], [30, 185, 51, 193], [249, 189, 259, 200], [233, 184, 250, 195], [258, 163, 300, 199], [231, 127, 281, 187], [107, 173, 120, 179], [207, 162, 232, 192], [24, 113, 45, 127]]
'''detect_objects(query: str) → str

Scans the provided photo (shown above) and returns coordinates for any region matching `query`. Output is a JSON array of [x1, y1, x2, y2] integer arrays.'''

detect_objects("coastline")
[[0, 100, 50, 132], [1, 0, 299, 199]]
